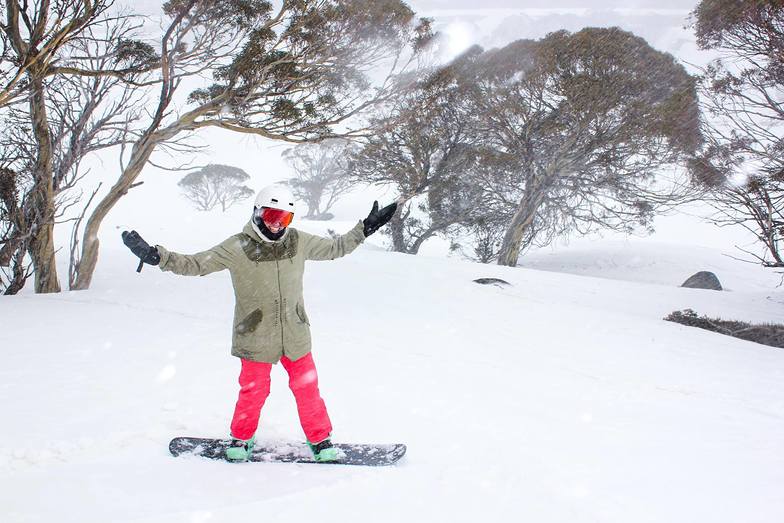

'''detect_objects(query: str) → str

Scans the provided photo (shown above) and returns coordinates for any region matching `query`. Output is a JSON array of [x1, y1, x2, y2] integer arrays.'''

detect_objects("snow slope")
[[1, 216, 783, 523]]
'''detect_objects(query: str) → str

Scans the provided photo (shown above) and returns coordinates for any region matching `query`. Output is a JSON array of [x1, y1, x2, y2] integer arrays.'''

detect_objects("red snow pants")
[[229, 352, 332, 443]]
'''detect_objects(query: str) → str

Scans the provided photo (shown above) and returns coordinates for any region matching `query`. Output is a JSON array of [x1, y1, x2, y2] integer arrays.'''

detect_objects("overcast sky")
[[411, 0, 697, 10], [130, 1, 699, 18]]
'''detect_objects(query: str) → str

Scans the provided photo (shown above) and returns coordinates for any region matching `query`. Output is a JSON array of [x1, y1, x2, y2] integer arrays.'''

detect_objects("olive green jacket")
[[156, 220, 366, 363]]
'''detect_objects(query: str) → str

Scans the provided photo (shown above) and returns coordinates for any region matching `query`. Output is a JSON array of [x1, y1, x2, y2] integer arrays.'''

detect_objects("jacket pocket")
[[235, 308, 263, 335], [295, 302, 310, 325]]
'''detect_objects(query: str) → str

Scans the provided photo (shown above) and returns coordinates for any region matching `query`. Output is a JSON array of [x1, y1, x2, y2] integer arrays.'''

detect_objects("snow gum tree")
[[178, 164, 254, 212], [282, 139, 355, 220], [688, 0, 784, 268], [0, 1, 157, 294], [70, 0, 433, 290], [469, 28, 702, 267], [348, 54, 481, 254]]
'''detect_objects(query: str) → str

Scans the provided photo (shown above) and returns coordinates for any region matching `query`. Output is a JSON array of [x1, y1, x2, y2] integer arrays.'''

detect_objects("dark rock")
[[681, 271, 722, 291], [473, 277, 510, 286]]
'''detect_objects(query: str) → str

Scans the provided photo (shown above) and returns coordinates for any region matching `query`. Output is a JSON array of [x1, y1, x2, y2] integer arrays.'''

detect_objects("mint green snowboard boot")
[[307, 438, 339, 462], [225, 434, 256, 462]]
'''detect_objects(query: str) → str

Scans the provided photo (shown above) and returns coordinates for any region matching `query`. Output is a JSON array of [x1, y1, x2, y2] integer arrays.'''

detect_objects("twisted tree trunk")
[[497, 181, 547, 267], [28, 75, 61, 293], [496, 204, 537, 267], [387, 205, 409, 253]]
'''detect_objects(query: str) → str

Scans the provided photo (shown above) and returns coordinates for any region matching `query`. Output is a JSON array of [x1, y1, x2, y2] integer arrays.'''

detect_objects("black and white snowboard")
[[169, 437, 406, 466]]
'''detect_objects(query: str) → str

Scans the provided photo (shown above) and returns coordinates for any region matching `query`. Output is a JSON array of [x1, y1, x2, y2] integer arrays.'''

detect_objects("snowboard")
[[169, 437, 406, 466]]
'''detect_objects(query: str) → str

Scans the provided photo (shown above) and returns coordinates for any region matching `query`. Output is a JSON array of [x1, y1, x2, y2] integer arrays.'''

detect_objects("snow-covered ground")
[[5, 2, 783, 521], [2, 205, 783, 522]]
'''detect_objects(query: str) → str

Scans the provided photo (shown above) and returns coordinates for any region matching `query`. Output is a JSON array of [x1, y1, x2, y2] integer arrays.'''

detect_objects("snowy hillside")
[[1, 213, 783, 523]]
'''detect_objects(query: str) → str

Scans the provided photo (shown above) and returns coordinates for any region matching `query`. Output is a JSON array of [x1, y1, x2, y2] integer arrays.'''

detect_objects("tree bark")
[[496, 208, 535, 267], [3, 246, 28, 295], [388, 208, 408, 253], [496, 184, 545, 267], [27, 75, 61, 293]]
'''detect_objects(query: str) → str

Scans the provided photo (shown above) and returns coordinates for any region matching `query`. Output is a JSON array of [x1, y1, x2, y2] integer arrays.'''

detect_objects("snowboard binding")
[[225, 434, 256, 462], [307, 438, 339, 462]]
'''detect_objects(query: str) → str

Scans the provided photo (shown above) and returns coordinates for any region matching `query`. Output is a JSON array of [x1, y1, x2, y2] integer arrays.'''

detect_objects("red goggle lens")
[[259, 207, 294, 228]]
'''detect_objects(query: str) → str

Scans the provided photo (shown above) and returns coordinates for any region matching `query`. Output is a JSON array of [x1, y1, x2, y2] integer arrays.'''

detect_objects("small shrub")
[[664, 309, 784, 349]]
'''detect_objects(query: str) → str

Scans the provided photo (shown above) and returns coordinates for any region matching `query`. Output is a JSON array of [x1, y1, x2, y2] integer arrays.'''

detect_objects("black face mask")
[[253, 214, 286, 241]]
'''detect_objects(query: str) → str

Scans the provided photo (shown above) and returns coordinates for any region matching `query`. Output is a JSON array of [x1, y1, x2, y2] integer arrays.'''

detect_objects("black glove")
[[362, 200, 398, 237], [122, 230, 161, 272]]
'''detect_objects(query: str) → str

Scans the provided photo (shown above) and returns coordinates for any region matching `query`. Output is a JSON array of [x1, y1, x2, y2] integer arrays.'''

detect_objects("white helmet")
[[254, 184, 297, 215]]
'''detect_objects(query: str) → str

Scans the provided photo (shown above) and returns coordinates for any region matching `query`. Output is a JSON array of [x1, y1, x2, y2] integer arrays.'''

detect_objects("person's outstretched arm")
[[122, 230, 233, 276], [300, 201, 398, 261]]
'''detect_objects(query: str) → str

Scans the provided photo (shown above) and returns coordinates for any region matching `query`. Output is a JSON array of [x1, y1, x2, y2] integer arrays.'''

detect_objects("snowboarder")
[[122, 184, 397, 462]]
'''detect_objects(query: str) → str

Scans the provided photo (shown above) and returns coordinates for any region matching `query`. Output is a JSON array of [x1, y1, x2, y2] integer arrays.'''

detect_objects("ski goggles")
[[258, 207, 294, 229]]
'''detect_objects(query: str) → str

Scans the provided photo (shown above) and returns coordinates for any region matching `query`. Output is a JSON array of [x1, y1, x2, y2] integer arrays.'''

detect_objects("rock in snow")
[[681, 271, 723, 291]]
